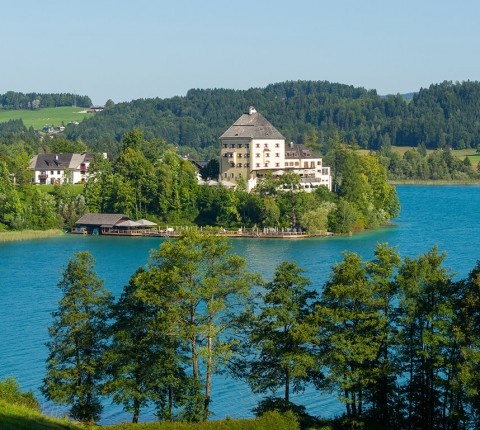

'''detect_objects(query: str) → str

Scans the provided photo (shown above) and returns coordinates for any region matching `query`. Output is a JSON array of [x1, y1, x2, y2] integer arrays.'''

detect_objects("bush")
[[253, 397, 316, 429], [0, 375, 40, 411]]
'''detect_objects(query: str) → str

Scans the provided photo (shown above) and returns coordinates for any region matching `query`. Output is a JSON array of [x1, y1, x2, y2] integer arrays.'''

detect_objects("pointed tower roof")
[[220, 108, 285, 140]]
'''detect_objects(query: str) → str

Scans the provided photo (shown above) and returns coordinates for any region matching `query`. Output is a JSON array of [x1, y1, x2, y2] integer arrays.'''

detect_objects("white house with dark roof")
[[219, 107, 331, 192], [28, 152, 104, 184]]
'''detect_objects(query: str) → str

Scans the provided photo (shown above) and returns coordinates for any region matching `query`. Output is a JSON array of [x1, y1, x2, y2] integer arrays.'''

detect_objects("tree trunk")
[[204, 319, 213, 420], [168, 385, 173, 422], [132, 398, 139, 424], [285, 364, 290, 403]]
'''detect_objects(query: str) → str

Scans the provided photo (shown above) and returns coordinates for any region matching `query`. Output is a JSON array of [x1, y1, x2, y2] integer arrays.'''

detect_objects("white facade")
[[28, 153, 102, 184], [219, 108, 332, 192]]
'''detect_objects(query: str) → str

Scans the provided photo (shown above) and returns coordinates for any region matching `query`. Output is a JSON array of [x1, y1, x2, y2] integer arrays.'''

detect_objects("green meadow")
[[0, 107, 91, 129]]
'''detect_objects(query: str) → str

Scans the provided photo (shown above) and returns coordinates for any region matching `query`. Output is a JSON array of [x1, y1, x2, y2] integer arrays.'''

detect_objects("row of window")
[[224, 152, 251, 158], [222, 143, 282, 149], [222, 143, 251, 149], [230, 163, 250, 168]]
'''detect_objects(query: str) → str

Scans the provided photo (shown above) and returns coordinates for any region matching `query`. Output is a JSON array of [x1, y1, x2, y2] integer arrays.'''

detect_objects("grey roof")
[[75, 213, 130, 227], [220, 112, 285, 140], [29, 153, 94, 170], [136, 219, 157, 226], [284, 143, 322, 160]]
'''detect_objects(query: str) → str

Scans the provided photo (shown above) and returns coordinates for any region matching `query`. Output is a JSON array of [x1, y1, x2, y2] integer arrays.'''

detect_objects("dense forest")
[[58, 80, 480, 158], [0, 91, 91, 110], [33, 234, 480, 429]]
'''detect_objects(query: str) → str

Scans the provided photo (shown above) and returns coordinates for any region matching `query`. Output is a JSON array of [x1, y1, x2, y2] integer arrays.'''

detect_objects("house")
[[219, 106, 331, 192], [74, 213, 130, 234], [28, 152, 105, 184]]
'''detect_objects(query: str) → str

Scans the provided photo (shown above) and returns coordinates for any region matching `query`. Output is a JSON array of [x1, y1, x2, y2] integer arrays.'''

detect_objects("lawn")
[[0, 107, 91, 130]]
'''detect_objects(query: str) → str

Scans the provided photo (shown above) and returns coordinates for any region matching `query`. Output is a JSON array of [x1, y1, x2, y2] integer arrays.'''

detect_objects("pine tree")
[[41, 252, 113, 424], [237, 260, 318, 404]]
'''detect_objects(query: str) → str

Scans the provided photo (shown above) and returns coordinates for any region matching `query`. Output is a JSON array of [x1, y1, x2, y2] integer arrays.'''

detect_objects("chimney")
[[249, 106, 257, 115], [55, 155, 58, 160]]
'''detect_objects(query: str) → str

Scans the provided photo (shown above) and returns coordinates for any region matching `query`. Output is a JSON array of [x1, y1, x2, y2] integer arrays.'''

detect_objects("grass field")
[[0, 107, 91, 129], [358, 146, 480, 169]]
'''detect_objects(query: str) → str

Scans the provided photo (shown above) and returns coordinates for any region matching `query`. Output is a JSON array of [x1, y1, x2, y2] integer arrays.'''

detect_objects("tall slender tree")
[[236, 260, 318, 404], [138, 230, 259, 420], [42, 252, 113, 424]]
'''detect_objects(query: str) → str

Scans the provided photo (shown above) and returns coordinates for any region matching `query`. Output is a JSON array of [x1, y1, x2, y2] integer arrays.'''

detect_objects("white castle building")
[[219, 106, 331, 192]]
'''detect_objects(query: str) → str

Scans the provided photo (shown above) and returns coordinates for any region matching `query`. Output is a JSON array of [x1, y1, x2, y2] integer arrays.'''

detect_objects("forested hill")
[[65, 80, 480, 158], [0, 91, 91, 110]]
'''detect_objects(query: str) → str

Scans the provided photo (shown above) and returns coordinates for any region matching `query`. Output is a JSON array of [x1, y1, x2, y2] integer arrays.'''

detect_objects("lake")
[[1, 185, 480, 423]]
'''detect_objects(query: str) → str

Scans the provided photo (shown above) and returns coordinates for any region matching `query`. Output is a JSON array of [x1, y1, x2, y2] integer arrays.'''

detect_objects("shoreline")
[[0, 229, 64, 243], [390, 179, 480, 185]]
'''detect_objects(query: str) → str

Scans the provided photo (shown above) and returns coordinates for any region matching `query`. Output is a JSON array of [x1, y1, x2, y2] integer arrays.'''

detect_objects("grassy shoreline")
[[0, 229, 64, 243], [389, 179, 480, 185]]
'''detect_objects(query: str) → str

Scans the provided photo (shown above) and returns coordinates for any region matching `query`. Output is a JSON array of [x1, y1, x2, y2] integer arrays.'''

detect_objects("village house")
[[28, 152, 105, 184], [219, 107, 331, 192]]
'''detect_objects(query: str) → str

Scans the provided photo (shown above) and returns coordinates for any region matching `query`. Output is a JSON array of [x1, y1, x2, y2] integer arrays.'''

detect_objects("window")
[[238, 173, 242, 178], [311, 162, 315, 168], [238, 144, 243, 148], [275, 143, 280, 148], [317, 161, 322, 166], [224, 173, 227, 178], [57, 170, 61, 174], [256, 143, 260, 148], [275, 153, 280, 157], [295, 162, 299, 166], [231, 144, 235, 148], [223, 144, 228, 148], [245, 163, 250, 167], [275, 163, 280, 167], [264, 163, 269, 167], [246, 144, 250, 149], [51, 170, 54, 174], [245, 153, 250, 158], [231, 173, 234, 178], [264, 143, 268, 148], [256, 163, 260, 167], [230, 162, 235, 168], [266, 153, 270, 158], [237, 163, 242, 168], [238, 153, 242, 158], [256, 153, 260, 158]]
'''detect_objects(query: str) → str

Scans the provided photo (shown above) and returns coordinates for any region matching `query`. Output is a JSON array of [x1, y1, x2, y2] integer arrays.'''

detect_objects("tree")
[[314, 251, 384, 422], [138, 230, 260, 420], [42, 252, 113, 424], [0, 161, 20, 222], [300, 202, 335, 234], [104, 268, 186, 423], [396, 247, 454, 429], [236, 261, 318, 404]]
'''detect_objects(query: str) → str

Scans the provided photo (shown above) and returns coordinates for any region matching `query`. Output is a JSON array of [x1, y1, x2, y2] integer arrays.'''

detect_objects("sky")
[[2, 0, 480, 105]]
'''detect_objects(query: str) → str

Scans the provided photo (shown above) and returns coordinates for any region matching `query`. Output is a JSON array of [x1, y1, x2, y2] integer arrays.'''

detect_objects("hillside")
[[0, 106, 91, 130], [63, 80, 480, 158], [0, 400, 298, 430]]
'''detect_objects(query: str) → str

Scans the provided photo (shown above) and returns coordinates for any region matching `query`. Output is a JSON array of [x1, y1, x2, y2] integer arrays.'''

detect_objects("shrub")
[[0, 375, 40, 411]]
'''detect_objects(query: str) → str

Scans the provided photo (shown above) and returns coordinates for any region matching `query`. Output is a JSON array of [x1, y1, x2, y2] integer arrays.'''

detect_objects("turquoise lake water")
[[1, 185, 480, 423]]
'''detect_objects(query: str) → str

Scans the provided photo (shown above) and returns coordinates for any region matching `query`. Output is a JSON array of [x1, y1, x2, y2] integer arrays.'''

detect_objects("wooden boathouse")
[[73, 213, 131, 235]]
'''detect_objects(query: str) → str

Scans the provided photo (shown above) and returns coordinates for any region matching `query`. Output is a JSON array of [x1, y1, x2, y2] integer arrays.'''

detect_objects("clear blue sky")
[[2, 0, 479, 104]]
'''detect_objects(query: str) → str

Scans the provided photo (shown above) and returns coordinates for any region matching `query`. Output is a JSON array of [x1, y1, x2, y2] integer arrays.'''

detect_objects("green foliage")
[[233, 261, 318, 403], [42, 252, 113, 424], [137, 231, 261, 420], [0, 91, 91, 110], [0, 376, 40, 411], [103, 411, 299, 430], [104, 268, 187, 423], [253, 397, 319, 429]]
